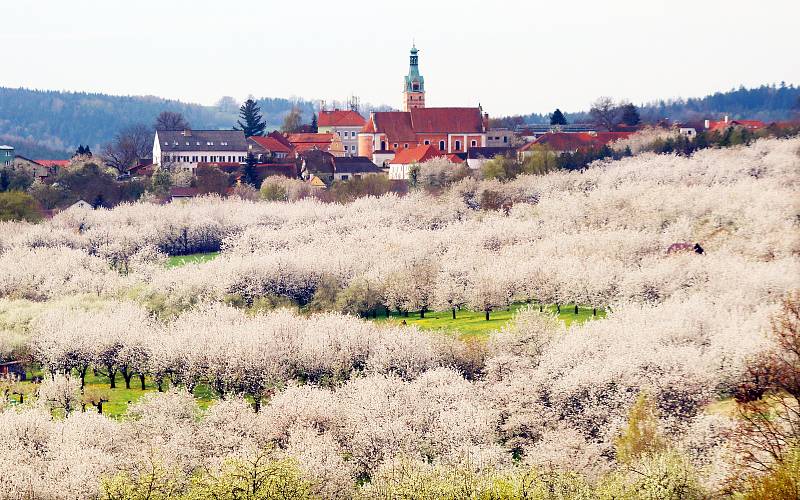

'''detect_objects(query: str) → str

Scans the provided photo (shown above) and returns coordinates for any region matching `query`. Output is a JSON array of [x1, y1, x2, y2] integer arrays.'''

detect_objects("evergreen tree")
[[311, 113, 318, 133], [236, 99, 267, 137], [84, 145, 92, 157], [75, 145, 85, 157], [620, 103, 641, 126], [241, 153, 259, 188], [550, 109, 568, 126]]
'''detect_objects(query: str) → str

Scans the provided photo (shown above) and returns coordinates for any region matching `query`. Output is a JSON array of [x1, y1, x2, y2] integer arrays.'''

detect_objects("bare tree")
[[590, 97, 622, 131], [154, 111, 190, 131], [102, 123, 153, 174]]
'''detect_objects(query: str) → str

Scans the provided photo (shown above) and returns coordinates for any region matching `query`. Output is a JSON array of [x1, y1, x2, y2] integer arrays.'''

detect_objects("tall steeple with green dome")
[[403, 44, 425, 111]]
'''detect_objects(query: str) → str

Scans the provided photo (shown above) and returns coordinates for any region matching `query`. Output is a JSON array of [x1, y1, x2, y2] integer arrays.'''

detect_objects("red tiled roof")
[[318, 110, 366, 127], [409, 107, 484, 133], [527, 132, 630, 152], [361, 108, 484, 141], [34, 160, 69, 168], [707, 119, 766, 131], [170, 187, 199, 197], [249, 136, 292, 153], [370, 112, 416, 141], [391, 144, 447, 164], [267, 130, 294, 149], [287, 133, 335, 144]]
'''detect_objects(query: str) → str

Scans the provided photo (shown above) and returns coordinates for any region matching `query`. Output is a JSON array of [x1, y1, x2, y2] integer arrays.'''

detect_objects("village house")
[[387, 144, 461, 180], [317, 109, 366, 156], [286, 133, 346, 157], [12, 156, 54, 179], [466, 147, 515, 170], [331, 156, 384, 181], [517, 131, 632, 159], [247, 133, 295, 162], [704, 115, 766, 132], [0, 145, 13, 167], [153, 129, 248, 172]]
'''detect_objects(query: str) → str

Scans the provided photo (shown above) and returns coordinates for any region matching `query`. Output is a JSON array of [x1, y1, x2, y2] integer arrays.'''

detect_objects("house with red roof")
[[247, 135, 295, 162], [286, 133, 346, 157], [518, 131, 632, 158], [387, 144, 462, 180], [317, 109, 366, 156], [704, 115, 766, 132]]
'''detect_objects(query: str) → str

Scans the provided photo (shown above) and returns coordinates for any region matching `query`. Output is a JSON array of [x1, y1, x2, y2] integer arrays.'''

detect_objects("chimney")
[[724, 115, 729, 123], [704, 119, 710, 129], [181, 129, 192, 137]]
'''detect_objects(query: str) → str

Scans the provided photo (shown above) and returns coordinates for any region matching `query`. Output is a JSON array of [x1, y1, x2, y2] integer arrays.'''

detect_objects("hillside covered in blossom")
[[0, 138, 798, 498]]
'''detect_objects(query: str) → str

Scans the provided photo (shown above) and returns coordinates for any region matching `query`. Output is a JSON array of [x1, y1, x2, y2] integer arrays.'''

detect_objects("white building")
[[153, 129, 248, 171], [317, 110, 366, 157], [0, 145, 13, 167]]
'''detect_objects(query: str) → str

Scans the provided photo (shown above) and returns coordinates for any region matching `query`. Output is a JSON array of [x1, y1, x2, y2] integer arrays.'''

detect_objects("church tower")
[[403, 44, 425, 111]]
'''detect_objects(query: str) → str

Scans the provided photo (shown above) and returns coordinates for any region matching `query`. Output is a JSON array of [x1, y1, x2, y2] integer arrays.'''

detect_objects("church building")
[[358, 45, 488, 158]]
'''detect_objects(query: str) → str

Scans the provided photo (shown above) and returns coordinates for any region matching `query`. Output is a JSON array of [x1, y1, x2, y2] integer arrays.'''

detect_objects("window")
[[164, 141, 169, 145], [503, 136, 508, 143], [404, 143, 408, 148], [471, 140, 477, 147], [186, 142, 190, 146], [424, 140, 430, 145], [393, 143, 398, 149], [439, 140, 445, 151], [381, 141, 386, 150], [455, 140, 461, 151], [341, 175, 349, 180]]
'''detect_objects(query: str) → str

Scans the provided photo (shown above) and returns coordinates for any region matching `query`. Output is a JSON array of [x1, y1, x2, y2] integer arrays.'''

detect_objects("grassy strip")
[[371, 303, 604, 339], [165, 252, 220, 268]]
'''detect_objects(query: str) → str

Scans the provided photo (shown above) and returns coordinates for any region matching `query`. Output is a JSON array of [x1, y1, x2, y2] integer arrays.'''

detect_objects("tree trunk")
[[539, 304, 543, 312], [574, 304, 579, 315], [485, 310, 490, 321], [253, 396, 261, 413], [403, 310, 408, 318], [121, 368, 133, 390], [420, 308, 425, 319], [593, 308, 597, 316], [107, 367, 117, 389], [79, 366, 88, 388], [157, 379, 164, 392], [139, 374, 146, 391], [452, 308, 456, 320], [556, 304, 561, 314], [372, 309, 377, 319]]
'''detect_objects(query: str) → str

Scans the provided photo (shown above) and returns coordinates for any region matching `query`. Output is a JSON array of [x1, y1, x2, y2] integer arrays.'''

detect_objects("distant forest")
[[0, 88, 318, 159], [503, 83, 800, 125], [1, 83, 798, 159]]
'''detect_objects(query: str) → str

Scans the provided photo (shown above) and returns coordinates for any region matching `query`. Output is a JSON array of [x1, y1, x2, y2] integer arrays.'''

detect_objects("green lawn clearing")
[[166, 251, 220, 268], [15, 366, 216, 418], [372, 303, 604, 339]]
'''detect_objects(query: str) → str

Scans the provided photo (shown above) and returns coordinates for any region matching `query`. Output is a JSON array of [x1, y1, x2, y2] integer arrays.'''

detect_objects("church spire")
[[403, 43, 425, 111]]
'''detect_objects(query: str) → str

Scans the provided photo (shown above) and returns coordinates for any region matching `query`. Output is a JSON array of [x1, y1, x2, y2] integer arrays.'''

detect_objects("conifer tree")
[[311, 113, 318, 133], [550, 109, 568, 126], [236, 99, 267, 137], [620, 103, 641, 126], [242, 153, 259, 188]]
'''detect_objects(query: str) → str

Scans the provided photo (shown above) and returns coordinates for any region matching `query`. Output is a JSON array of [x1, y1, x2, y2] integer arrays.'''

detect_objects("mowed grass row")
[[165, 251, 220, 268], [372, 303, 604, 338], [13, 367, 217, 418]]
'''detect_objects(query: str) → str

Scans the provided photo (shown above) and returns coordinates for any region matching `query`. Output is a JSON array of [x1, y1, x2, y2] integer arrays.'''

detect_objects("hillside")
[[0, 87, 317, 158], [506, 83, 800, 125]]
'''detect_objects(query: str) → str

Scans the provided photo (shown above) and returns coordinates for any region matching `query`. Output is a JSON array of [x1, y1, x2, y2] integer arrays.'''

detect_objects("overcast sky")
[[3, 0, 798, 116]]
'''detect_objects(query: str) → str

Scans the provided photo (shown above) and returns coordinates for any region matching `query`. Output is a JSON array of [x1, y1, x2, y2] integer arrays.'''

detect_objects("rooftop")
[[318, 110, 366, 128], [157, 129, 248, 152]]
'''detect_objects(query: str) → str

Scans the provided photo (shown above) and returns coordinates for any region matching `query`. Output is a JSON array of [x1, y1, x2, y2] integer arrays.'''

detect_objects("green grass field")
[[166, 251, 220, 268], [372, 303, 604, 339], [15, 367, 216, 418]]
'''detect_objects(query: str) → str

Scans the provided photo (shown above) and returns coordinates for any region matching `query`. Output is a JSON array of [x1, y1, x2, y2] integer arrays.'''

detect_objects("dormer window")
[[185, 142, 190, 146], [164, 142, 169, 145], [173, 141, 178, 145]]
